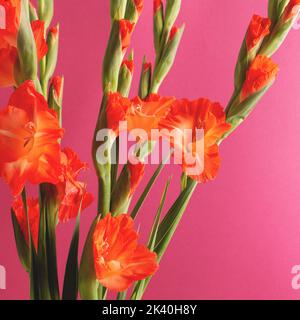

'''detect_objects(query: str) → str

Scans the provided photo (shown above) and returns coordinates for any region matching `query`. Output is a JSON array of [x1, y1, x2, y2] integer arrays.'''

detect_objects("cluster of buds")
[[224, 0, 300, 138]]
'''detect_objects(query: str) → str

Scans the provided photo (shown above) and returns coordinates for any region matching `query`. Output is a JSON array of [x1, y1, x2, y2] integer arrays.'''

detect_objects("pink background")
[[1, 0, 300, 300]]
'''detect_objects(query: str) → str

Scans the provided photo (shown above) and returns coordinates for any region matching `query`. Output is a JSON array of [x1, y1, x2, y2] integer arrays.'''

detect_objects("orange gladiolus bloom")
[[56, 148, 93, 223], [0, 2, 47, 87], [119, 20, 135, 53], [241, 55, 279, 101], [128, 161, 145, 196], [12, 197, 40, 251], [0, 81, 63, 195], [106, 92, 175, 138], [159, 99, 231, 182], [93, 213, 158, 292], [283, 0, 300, 21], [246, 15, 271, 51], [0, 0, 20, 87]]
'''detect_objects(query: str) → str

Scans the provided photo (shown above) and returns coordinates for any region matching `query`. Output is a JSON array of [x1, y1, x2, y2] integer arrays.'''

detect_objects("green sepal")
[[139, 56, 152, 99]]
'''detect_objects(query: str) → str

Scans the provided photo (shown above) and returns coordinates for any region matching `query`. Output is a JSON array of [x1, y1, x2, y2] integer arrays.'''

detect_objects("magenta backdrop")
[[1, 0, 300, 300]]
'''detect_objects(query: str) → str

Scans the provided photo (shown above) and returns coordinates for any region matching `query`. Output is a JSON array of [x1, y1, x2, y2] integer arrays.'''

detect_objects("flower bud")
[[111, 162, 145, 216], [37, 0, 53, 28], [139, 57, 152, 99], [153, 0, 164, 53], [125, 0, 144, 23], [45, 24, 59, 81], [79, 215, 100, 300], [102, 20, 134, 92], [118, 53, 134, 97], [151, 24, 184, 93], [17, 0, 38, 84], [110, 0, 127, 20], [48, 76, 64, 124]]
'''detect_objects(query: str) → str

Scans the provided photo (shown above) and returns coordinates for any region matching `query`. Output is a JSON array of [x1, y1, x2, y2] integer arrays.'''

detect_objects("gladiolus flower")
[[119, 20, 135, 54], [241, 55, 279, 101], [31, 20, 48, 60], [128, 162, 145, 196], [0, 1, 48, 87], [106, 92, 175, 138], [283, 0, 300, 21], [143, 62, 152, 72], [0, 0, 20, 87], [93, 213, 158, 292], [154, 0, 162, 13], [0, 81, 63, 195], [159, 99, 231, 182], [121, 60, 134, 74], [12, 197, 39, 251], [56, 148, 93, 223], [246, 15, 271, 51]]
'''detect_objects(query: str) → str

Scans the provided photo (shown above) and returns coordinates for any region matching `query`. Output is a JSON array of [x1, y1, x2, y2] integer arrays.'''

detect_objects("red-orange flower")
[[159, 99, 231, 182], [31, 20, 48, 60], [12, 197, 40, 251], [119, 20, 135, 54], [56, 148, 93, 223], [0, 0, 20, 87], [241, 55, 279, 101], [93, 213, 158, 292], [283, 0, 300, 21], [128, 161, 145, 196], [246, 15, 271, 51], [106, 93, 175, 138], [0, 81, 63, 195]]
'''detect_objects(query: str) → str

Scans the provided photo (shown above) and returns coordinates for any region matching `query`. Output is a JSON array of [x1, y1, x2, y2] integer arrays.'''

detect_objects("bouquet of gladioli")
[[0, 0, 299, 300]]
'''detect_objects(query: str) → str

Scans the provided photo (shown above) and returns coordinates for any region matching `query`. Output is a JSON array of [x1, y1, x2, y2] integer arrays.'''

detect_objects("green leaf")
[[38, 0, 54, 28], [11, 210, 30, 273], [62, 204, 82, 300], [131, 177, 172, 300], [154, 179, 197, 260], [131, 153, 171, 220]]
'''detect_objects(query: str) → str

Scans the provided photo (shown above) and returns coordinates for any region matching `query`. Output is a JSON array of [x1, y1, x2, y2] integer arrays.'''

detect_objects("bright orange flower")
[[133, 0, 144, 15], [159, 99, 231, 182], [119, 20, 135, 54], [283, 0, 300, 21], [56, 148, 93, 223], [246, 15, 271, 51], [93, 213, 158, 292], [128, 161, 145, 196], [0, 0, 20, 87], [12, 197, 39, 251], [121, 59, 134, 74], [0, 81, 63, 195], [153, 0, 162, 14], [241, 55, 279, 101], [106, 93, 175, 138], [31, 20, 48, 60]]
